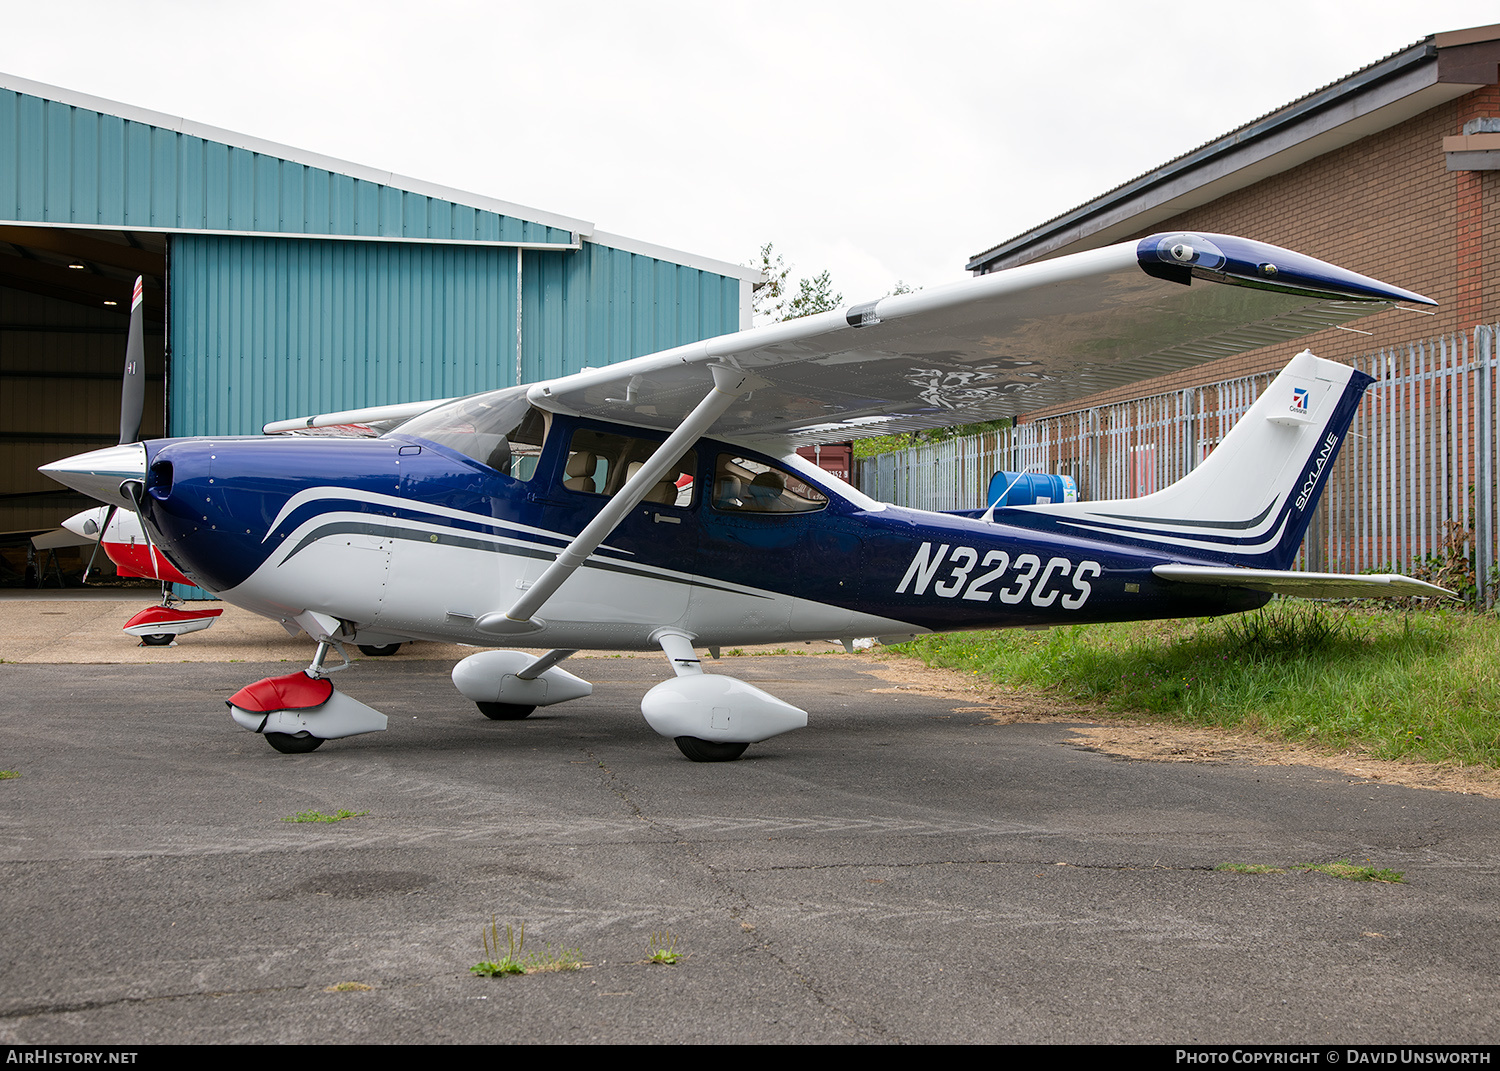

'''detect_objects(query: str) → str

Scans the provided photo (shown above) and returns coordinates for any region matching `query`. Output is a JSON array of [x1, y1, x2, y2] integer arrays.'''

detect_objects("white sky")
[[2, 1, 1497, 303]]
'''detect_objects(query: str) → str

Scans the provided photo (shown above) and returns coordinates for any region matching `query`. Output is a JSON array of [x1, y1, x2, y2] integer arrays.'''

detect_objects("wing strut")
[[476, 363, 765, 635]]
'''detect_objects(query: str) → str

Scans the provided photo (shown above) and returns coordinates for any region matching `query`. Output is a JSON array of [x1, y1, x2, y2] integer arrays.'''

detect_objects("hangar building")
[[0, 73, 757, 548]]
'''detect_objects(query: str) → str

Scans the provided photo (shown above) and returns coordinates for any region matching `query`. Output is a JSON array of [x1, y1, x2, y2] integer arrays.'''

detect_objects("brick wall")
[[1023, 87, 1497, 421]]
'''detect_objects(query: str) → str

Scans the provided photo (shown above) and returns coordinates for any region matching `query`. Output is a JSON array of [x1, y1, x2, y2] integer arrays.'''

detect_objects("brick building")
[[954, 26, 1500, 595], [969, 24, 1499, 403]]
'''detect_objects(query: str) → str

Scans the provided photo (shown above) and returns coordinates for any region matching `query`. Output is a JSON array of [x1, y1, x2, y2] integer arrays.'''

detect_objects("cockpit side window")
[[562, 428, 696, 507], [392, 392, 549, 480], [712, 455, 827, 514]]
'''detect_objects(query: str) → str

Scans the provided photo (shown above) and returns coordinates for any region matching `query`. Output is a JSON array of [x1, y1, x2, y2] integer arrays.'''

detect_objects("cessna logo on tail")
[[1291, 387, 1309, 413], [897, 542, 1101, 608]]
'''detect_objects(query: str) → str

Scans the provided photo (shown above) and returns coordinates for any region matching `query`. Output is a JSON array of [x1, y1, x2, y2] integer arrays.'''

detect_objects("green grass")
[[890, 602, 1500, 767], [0, 770, 18, 780], [281, 808, 368, 823]]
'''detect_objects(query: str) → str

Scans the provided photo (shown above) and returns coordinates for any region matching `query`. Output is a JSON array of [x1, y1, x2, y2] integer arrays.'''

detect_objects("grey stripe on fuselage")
[[1086, 497, 1280, 532], [278, 519, 770, 601]]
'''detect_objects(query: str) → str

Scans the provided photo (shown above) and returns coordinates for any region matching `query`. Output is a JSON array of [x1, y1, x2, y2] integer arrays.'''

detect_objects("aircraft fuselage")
[[135, 416, 1264, 651]]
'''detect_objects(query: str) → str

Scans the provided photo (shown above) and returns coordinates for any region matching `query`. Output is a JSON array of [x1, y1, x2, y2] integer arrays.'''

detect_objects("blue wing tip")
[[1137, 232, 1436, 306]]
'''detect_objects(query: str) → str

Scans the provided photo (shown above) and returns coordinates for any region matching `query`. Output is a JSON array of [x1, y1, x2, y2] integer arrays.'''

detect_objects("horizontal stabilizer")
[[1153, 564, 1452, 600]]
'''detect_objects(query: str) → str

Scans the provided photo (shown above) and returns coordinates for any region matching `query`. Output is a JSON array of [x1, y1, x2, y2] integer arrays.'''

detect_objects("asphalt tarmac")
[[2, 601, 1499, 1044]]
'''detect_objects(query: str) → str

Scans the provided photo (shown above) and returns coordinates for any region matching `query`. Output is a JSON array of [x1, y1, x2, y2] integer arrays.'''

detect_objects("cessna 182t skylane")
[[41, 232, 1450, 761]]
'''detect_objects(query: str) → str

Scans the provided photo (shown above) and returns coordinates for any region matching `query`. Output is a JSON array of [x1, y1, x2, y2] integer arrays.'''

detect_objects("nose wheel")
[[264, 731, 324, 754], [476, 701, 536, 720], [673, 737, 748, 762]]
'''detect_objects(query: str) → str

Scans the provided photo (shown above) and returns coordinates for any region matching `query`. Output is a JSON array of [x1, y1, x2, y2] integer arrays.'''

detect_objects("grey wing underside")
[[529, 245, 1405, 451]]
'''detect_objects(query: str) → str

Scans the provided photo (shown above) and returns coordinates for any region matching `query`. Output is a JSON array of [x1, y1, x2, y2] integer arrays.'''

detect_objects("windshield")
[[391, 389, 549, 479]]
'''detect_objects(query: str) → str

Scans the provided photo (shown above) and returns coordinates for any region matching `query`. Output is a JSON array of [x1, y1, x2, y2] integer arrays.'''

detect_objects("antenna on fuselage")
[[980, 465, 1040, 524]]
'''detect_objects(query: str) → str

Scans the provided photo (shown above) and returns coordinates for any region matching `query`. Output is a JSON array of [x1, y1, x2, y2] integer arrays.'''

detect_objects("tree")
[[783, 270, 843, 321], [749, 243, 842, 324], [750, 243, 791, 324]]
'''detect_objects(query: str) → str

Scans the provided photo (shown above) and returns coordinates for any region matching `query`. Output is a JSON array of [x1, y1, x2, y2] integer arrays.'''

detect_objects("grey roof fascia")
[[967, 39, 1473, 273]]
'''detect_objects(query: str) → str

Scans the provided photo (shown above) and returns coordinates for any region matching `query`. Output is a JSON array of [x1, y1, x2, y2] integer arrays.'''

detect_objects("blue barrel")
[[986, 470, 1078, 508]]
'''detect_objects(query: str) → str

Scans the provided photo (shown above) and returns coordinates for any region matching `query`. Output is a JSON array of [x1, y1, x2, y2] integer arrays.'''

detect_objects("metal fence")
[[854, 325, 1499, 605]]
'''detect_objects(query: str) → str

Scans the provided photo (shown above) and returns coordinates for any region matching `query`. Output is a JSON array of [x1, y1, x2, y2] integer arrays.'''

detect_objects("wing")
[[527, 232, 1434, 449], [1153, 564, 1453, 600]]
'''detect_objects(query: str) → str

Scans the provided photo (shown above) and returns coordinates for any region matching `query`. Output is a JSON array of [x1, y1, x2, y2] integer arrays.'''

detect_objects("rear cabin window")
[[712, 455, 827, 514], [562, 428, 696, 508]]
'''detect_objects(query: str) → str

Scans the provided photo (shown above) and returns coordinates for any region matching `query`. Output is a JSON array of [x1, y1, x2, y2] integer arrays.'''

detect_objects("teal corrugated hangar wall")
[[0, 77, 754, 438], [168, 234, 746, 436]]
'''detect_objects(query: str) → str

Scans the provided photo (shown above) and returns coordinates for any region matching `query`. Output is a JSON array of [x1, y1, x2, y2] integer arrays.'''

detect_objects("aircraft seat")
[[564, 451, 598, 494]]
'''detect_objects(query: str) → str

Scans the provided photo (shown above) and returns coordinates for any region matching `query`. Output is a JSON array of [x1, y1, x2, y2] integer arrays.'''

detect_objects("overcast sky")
[[2, 1, 1497, 304]]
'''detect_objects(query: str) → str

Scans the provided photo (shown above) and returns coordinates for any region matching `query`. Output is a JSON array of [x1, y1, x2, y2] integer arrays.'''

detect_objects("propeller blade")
[[118, 276, 145, 446], [81, 504, 118, 585]]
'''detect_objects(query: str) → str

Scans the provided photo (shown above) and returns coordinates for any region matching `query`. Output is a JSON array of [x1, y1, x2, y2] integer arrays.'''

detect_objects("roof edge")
[[589, 230, 764, 281]]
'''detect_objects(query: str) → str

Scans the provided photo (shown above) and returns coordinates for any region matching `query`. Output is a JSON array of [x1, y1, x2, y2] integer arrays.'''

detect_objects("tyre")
[[140, 633, 174, 647], [265, 731, 324, 754], [357, 643, 402, 657], [477, 701, 535, 720], [674, 737, 749, 762]]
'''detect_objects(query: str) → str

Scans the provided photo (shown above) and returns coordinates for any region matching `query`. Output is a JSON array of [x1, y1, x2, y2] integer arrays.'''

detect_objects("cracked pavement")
[[3, 652, 1499, 1043]]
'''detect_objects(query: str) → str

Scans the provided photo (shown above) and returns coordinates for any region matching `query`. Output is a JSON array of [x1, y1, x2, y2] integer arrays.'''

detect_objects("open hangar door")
[[0, 225, 165, 586]]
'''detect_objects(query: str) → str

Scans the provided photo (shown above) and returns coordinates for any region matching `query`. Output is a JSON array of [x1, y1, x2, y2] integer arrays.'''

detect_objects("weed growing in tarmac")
[[0, 770, 18, 780], [471, 918, 586, 977], [472, 918, 527, 977], [282, 809, 368, 823], [323, 981, 373, 992], [1294, 859, 1405, 883], [646, 930, 681, 965], [1215, 863, 1286, 875], [1216, 859, 1404, 882]]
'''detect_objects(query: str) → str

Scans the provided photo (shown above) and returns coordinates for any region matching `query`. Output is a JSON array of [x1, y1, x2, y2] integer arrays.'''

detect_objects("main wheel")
[[140, 633, 174, 647], [357, 643, 402, 657], [265, 731, 324, 754], [477, 701, 535, 721], [674, 737, 749, 762]]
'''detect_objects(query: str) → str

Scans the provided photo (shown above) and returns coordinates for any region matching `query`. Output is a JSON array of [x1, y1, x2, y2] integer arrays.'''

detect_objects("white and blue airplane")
[[41, 232, 1449, 760]]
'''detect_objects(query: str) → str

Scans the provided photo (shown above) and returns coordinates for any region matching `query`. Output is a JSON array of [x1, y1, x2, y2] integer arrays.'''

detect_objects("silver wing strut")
[[476, 363, 765, 635]]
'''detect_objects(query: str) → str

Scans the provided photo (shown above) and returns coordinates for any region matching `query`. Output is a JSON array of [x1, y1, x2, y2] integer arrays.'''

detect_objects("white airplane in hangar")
[[41, 232, 1450, 761]]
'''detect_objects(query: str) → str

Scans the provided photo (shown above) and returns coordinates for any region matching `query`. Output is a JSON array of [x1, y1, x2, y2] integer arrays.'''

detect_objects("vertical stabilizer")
[[1024, 350, 1371, 570]]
